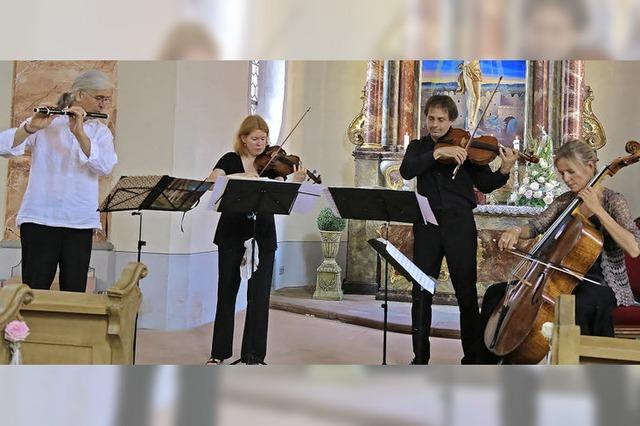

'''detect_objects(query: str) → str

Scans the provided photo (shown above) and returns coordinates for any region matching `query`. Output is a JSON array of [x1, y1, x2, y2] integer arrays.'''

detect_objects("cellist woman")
[[477, 139, 640, 364]]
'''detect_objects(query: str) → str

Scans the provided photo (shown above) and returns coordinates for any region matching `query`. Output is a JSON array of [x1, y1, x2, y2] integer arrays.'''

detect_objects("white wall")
[[585, 61, 640, 217], [170, 61, 250, 254], [275, 61, 365, 243], [110, 61, 251, 255], [110, 61, 178, 254]]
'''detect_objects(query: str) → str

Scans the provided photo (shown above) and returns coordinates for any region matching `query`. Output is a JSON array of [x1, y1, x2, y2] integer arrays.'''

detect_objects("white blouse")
[[0, 116, 117, 229]]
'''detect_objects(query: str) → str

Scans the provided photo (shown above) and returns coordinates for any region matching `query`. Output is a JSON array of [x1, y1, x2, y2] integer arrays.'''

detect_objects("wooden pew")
[[551, 294, 640, 364], [0, 262, 147, 365]]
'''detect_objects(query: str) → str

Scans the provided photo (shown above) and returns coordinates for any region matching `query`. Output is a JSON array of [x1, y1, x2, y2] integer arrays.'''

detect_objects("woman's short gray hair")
[[57, 70, 113, 108]]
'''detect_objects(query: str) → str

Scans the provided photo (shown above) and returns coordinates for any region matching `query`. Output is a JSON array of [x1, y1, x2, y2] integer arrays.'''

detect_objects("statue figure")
[[456, 60, 483, 129]]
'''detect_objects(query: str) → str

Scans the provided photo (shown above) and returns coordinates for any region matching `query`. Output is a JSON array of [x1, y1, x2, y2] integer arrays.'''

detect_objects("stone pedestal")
[[343, 148, 405, 294], [314, 231, 344, 301]]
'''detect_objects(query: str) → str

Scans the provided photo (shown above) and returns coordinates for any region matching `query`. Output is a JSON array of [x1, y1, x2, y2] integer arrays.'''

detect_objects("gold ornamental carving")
[[383, 164, 404, 190], [582, 85, 607, 150], [347, 85, 366, 146]]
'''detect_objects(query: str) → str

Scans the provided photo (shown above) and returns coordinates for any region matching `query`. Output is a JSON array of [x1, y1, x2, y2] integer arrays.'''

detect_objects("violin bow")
[[257, 106, 311, 177], [452, 75, 503, 179]]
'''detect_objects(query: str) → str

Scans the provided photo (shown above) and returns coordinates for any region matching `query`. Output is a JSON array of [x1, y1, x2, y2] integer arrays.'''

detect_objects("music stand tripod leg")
[[130, 211, 146, 364], [382, 220, 390, 365], [132, 211, 147, 262]]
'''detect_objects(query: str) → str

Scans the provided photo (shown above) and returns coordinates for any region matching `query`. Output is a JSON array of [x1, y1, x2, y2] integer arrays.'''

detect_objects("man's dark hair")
[[424, 95, 458, 121]]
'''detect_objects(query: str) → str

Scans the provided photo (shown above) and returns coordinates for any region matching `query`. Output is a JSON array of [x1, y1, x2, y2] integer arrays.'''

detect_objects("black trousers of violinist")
[[211, 242, 275, 364], [412, 207, 480, 364], [476, 280, 617, 364]]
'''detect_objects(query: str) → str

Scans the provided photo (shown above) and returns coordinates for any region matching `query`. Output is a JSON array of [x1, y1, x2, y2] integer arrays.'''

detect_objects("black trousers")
[[210, 241, 275, 363], [412, 208, 479, 364], [19, 222, 93, 292], [477, 280, 617, 364]]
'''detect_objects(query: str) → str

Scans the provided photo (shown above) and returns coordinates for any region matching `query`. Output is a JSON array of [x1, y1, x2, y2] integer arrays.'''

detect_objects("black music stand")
[[100, 175, 212, 364], [213, 177, 303, 364], [325, 187, 434, 365], [215, 177, 302, 262], [100, 175, 213, 261]]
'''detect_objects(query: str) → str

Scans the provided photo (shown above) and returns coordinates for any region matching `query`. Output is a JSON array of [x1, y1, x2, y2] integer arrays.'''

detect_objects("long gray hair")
[[56, 70, 113, 108]]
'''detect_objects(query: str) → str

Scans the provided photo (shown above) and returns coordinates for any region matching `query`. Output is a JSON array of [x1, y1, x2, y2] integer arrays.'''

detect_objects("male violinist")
[[399, 94, 518, 364]]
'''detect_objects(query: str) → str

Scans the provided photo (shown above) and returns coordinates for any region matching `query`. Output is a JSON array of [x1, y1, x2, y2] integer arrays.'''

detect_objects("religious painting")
[[420, 60, 527, 149]]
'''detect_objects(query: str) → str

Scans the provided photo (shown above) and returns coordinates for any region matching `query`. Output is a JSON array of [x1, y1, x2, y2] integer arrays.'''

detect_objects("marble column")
[[398, 61, 420, 142], [528, 60, 565, 148], [561, 60, 585, 143], [344, 61, 384, 293], [529, 61, 550, 141], [362, 61, 384, 149], [382, 61, 400, 148]]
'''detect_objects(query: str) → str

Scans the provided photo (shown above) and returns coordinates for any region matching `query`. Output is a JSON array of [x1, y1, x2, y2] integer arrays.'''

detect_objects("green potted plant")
[[313, 207, 347, 300]]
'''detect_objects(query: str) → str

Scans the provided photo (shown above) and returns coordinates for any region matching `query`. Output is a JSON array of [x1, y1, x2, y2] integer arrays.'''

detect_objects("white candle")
[[513, 135, 520, 151], [403, 133, 410, 149]]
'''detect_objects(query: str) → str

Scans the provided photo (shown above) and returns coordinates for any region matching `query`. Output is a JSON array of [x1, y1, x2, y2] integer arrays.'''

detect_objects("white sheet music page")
[[322, 187, 342, 217], [379, 238, 436, 294], [415, 192, 438, 226], [208, 175, 229, 210], [291, 183, 324, 214]]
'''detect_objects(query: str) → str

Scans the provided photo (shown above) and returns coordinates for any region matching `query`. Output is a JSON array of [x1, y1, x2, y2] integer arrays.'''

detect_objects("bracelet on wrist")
[[23, 122, 37, 135]]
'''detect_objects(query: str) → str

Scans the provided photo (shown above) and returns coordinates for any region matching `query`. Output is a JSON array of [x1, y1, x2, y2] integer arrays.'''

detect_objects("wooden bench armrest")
[[0, 283, 34, 324]]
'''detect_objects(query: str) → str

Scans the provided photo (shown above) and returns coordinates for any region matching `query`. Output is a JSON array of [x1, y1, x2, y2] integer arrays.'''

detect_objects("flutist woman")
[[0, 70, 117, 292]]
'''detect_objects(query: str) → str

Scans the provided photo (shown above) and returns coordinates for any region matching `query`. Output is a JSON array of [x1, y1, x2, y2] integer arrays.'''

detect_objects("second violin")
[[436, 128, 539, 166]]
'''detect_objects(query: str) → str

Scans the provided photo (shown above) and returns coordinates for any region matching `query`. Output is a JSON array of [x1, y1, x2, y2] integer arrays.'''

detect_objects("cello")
[[484, 140, 640, 364]]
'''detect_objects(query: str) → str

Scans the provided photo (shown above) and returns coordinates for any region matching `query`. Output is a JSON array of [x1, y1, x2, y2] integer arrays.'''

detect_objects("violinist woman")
[[399, 95, 518, 364], [206, 114, 307, 365], [477, 139, 640, 364]]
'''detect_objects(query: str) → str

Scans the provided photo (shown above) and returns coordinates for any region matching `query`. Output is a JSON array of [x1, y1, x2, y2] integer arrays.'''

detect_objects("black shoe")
[[244, 355, 266, 365], [205, 357, 223, 365]]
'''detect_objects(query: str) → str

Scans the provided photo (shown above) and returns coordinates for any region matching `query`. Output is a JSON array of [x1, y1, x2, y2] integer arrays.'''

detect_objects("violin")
[[254, 145, 322, 183], [436, 127, 540, 166], [252, 106, 322, 184], [442, 75, 530, 179], [484, 140, 640, 364]]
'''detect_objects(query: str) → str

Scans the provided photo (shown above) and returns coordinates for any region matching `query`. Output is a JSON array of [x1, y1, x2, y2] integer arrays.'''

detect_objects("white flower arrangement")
[[516, 127, 561, 208]]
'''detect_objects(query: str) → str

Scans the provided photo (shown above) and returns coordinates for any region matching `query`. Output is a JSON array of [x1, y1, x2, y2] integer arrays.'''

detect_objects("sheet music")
[[378, 238, 436, 294], [322, 187, 342, 217], [415, 192, 438, 226], [208, 175, 229, 210], [291, 183, 324, 214]]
